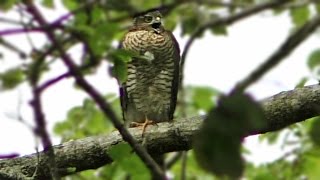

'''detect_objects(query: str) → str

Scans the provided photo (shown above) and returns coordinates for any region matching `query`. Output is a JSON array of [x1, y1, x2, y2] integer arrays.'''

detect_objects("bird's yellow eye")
[[144, 16, 153, 23]]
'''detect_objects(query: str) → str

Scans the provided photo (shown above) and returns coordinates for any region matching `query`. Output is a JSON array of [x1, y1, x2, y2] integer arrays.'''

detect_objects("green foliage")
[[175, 86, 219, 118], [309, 117, 320, 146], [62, 0, 79, 10], [295, 77, 309, 88], [0, 67, 24, 90], [163, 10, 179, 31], [194, 93, 265, 178], [289, 5, 310, 27], [246, 160, 299, 180], [258, 131, 281, 145], [191, 86, 219, 112], [129, 0, 162, 11], [0, 0, 15, 11], [108, 49, 137, 83], [108, 144, 150, 179], [171, 151, 214, 180], [111, 57, 128, 84], [41, 0, 54, 9], [307, 49, 320, 74], [54, 94, 120, 140], [301, 147, 320, 179], [209, 14, 227, 36]]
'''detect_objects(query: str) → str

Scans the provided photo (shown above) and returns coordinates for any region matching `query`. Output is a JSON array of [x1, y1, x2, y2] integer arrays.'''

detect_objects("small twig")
[[166, 152, 183, 169], [36, 62, 100, 93], [30, 88, 58, 179], [0, 9, 68, 36], [22, 0, 166, 178], [0, 17, 23, 26], [30, 82, 59, 179], [232, 14, 320, 93], [18, 5, 37, 51], [0, 26, 57, 36], [0, 38, 27, 59], [37, 72, 70, 92], [0, 153, 20, 159], [16, 90, 33, 129], [180, 151, 188, 180]]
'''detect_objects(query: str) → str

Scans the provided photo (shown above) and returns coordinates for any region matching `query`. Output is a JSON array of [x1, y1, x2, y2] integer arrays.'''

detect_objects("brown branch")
[[0, 17, 23, 25], [30, 87, 59, 179], [28, 45, 59, 179], [22, 0, 165, 178], [1, 84, 320, 179], [36, 72, 70, 93], [0, 153, 19, 159], [0, 37, 27, 59]]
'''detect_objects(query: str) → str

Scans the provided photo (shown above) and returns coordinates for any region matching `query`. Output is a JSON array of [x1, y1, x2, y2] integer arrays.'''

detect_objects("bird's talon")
[[129, 122, 142, 128]]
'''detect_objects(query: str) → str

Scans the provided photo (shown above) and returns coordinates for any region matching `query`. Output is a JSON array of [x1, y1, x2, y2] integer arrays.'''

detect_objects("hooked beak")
[[151, 16, 161, 29]]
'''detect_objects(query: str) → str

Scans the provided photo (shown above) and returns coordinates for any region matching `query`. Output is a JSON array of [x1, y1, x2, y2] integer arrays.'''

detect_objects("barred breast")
[[122, 30, 178, 122]]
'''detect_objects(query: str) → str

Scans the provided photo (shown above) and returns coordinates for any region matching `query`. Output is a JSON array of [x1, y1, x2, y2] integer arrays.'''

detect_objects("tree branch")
[[1, 84, 320, 179]]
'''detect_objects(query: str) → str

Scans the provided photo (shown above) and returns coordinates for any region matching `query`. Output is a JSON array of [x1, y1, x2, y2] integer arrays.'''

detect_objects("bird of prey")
[[120, 10, 180, 134]]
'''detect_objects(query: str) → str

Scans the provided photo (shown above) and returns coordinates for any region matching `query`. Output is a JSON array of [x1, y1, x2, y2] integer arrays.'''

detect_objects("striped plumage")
[[120, 11, 180, 127]]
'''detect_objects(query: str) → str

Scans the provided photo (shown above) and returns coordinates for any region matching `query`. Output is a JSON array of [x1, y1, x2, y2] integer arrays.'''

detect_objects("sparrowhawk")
[[120, 10, 180, 132]]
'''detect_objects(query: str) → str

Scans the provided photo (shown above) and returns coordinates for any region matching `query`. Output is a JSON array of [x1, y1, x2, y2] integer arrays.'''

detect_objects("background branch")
[[1, 84, 320, 179]]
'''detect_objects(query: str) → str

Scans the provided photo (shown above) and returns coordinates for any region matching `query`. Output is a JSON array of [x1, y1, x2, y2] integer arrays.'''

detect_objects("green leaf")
[[54, 95, 117, 140], [111, 59, 128, 84], [290, 6, 310, 27], [210, 25, 228, 36], [109, 49, 136, 63], [258, 131, 280, 145], [194, 93, 265, 178], [130, 0, 161, 10], [41, 0, 54, 8], [314, 3, 320, 14], [181, 15, 200, 36], [108, 49, 135, 84], [108, 144, 150, 179], [171, 151, 213, 179], [62, 0, 79, 10], [309, 117, 320, 146], [0, 0, 15, 11], [295, 77, 309, 88], [0, 67, 24, 90], [164, 11, 178, 31], [208, 13, 227, 35], [192, 86, 219, 112], [307, 49, 320, 72], [302, 147, 320, 179], [108, 143, 132, 161]]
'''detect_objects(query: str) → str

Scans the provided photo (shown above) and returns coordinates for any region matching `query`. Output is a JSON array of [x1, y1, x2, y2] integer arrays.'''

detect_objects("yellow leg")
[[129, 117, 155, 137]]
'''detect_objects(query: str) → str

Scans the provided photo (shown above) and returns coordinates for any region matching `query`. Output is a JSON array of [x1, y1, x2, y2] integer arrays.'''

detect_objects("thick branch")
[[1, 84, 320, 179]]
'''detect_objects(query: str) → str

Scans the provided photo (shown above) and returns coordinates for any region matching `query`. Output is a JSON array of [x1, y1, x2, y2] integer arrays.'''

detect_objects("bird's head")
[[133, 10, 163, 33]]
